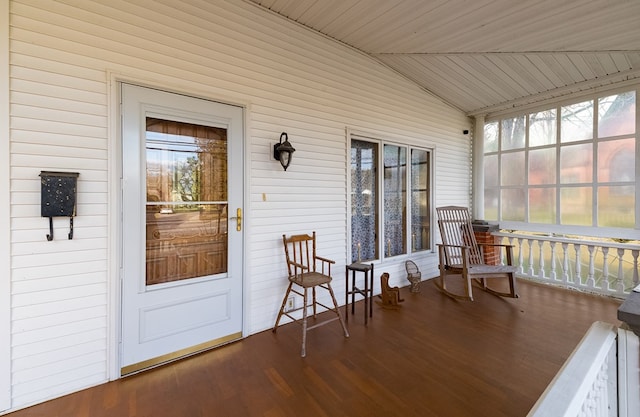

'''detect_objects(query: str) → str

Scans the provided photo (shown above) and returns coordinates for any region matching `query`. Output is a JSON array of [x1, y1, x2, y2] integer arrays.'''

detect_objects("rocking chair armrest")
[[436, 243, 472, 249], [315, 255, 336, 264]]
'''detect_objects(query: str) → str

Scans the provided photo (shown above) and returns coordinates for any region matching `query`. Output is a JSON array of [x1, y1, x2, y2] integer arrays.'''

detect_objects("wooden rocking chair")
[[435, 206, 518, 301], [273, 231, 349, 357]]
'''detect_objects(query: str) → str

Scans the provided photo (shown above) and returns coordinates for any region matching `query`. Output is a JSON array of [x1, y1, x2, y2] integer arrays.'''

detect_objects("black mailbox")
[[39, 171, 79, 241]]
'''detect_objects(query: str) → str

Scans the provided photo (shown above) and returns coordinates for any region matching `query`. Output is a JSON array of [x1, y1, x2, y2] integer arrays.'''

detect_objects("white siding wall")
[[5, 0, 471, 410], [1, 0, 11, 411]]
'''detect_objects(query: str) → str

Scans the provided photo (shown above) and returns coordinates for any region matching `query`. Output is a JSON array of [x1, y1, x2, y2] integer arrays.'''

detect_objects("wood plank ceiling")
[[246, 0, 640, 117]]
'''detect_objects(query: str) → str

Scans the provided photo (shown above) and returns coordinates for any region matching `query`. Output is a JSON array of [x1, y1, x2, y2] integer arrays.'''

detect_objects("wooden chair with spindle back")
[[273, 231, 349, 357]]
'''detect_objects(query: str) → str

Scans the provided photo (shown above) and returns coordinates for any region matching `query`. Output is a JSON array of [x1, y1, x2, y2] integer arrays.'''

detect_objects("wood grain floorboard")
[[6, 279, 622, 417]]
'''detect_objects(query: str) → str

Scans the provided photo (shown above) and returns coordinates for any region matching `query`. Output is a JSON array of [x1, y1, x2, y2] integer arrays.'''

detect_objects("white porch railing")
[[527, 322, 640, 417], [494, 232, 640, 298]]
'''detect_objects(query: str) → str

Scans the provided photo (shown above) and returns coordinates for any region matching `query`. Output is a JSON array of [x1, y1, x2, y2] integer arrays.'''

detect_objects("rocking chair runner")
[[436, 206, 518, 301], [273, 231, 349, 357]]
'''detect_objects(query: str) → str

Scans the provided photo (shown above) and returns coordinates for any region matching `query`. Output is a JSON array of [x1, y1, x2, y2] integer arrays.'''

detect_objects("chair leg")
[[312, 287, 317, 318], [478, 275, 519, 299], [301, 287, 308, 357], [327, 283, 349, 338], [462, 272, 474, 301], [273, 282, 293, 332], [433, 271, 474, 301]]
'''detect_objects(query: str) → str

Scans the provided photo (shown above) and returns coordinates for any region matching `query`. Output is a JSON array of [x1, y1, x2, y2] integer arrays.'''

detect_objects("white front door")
[[121, 84, 244, 375]]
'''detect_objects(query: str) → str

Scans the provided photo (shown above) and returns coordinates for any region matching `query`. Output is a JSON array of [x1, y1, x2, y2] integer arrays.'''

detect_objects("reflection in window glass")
[[501, 189, 525, 221], [501, 151, 525, 186], [501, 116, 526, 150], [483, 89, 636, 232], [560, 187, 592, 225], [484, 121, 498, 152], [529, 148, 556, 185], [384, 145, 407, 258], [529, 188, 555, 223], [529, 109, 556, 147], [598, 91, 635, 138], [560, 143, 592, 184], [561, 100, 593, 143], [351, 140, 378, 262], [484, 188, 499, 221], [410, 149, 430, 252], [145, 118, 228, 285], [484, 154, 498, 187], [598, 138, 635, 182], [598, 186, 634, 227]]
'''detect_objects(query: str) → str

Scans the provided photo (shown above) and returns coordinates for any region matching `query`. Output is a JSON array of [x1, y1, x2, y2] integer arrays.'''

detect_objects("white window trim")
[[484, 86, 640, 240], [347, 130, 434, 263]]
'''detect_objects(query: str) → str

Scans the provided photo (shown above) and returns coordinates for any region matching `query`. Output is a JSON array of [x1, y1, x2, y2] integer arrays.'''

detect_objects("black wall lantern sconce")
[[40, 171, 79, 241], [273, 132, 296, 171]]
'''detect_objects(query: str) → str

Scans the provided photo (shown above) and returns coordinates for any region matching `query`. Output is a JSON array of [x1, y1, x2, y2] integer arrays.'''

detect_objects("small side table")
[[345, 262, 374, 325]]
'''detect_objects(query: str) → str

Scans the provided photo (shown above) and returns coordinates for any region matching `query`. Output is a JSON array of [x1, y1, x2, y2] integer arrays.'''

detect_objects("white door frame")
[[107, 77, 249, 380], [1, 0, 12, 410]]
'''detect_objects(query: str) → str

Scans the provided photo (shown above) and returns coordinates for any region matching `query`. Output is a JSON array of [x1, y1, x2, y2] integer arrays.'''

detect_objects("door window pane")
[[145, 118, 228, 285], [384, 144, 407, 257], [410, 149, 430, 252], [351, 139, 378, 262]]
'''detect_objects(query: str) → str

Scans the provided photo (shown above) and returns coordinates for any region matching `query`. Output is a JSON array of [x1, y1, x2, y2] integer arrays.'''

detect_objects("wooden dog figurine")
[[377, 272, 404, 309]]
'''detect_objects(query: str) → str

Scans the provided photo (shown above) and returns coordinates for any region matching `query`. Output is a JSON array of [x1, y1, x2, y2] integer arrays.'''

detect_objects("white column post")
[[472, 114, 485, 220]]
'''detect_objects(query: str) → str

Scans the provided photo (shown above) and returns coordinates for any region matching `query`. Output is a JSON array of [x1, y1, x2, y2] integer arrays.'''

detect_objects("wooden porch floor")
[[8, 279, 622, 417]]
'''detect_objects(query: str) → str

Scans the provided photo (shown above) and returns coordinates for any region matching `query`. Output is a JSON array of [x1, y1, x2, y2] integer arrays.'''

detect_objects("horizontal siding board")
[[11, 260, 107, 282], [13, 339, 106, 372], [12, 272, 106, 294], [12, 361, 106, 401], [13, 306, 106, 335], [11, 316, 107, 346], [12, 288, 106, 311]]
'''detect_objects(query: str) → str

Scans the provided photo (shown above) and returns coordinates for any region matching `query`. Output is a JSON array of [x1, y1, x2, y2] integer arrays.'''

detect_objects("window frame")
[[483, 86, 639, 239], [349, 133, 433, 263]]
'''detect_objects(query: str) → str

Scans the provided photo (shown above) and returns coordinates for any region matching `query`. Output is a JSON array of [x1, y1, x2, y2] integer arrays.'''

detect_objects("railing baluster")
[[528, 239, 535, 276], [616, 248, 625, 293], [574, 244, 582, 286], [600, 247, 610, 292], [518, 237, 525, 274], [550, 241, 557, 281], [538, 240, 545, 279], [586, 245, 595, 289], [562, 242, 570, 284]]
